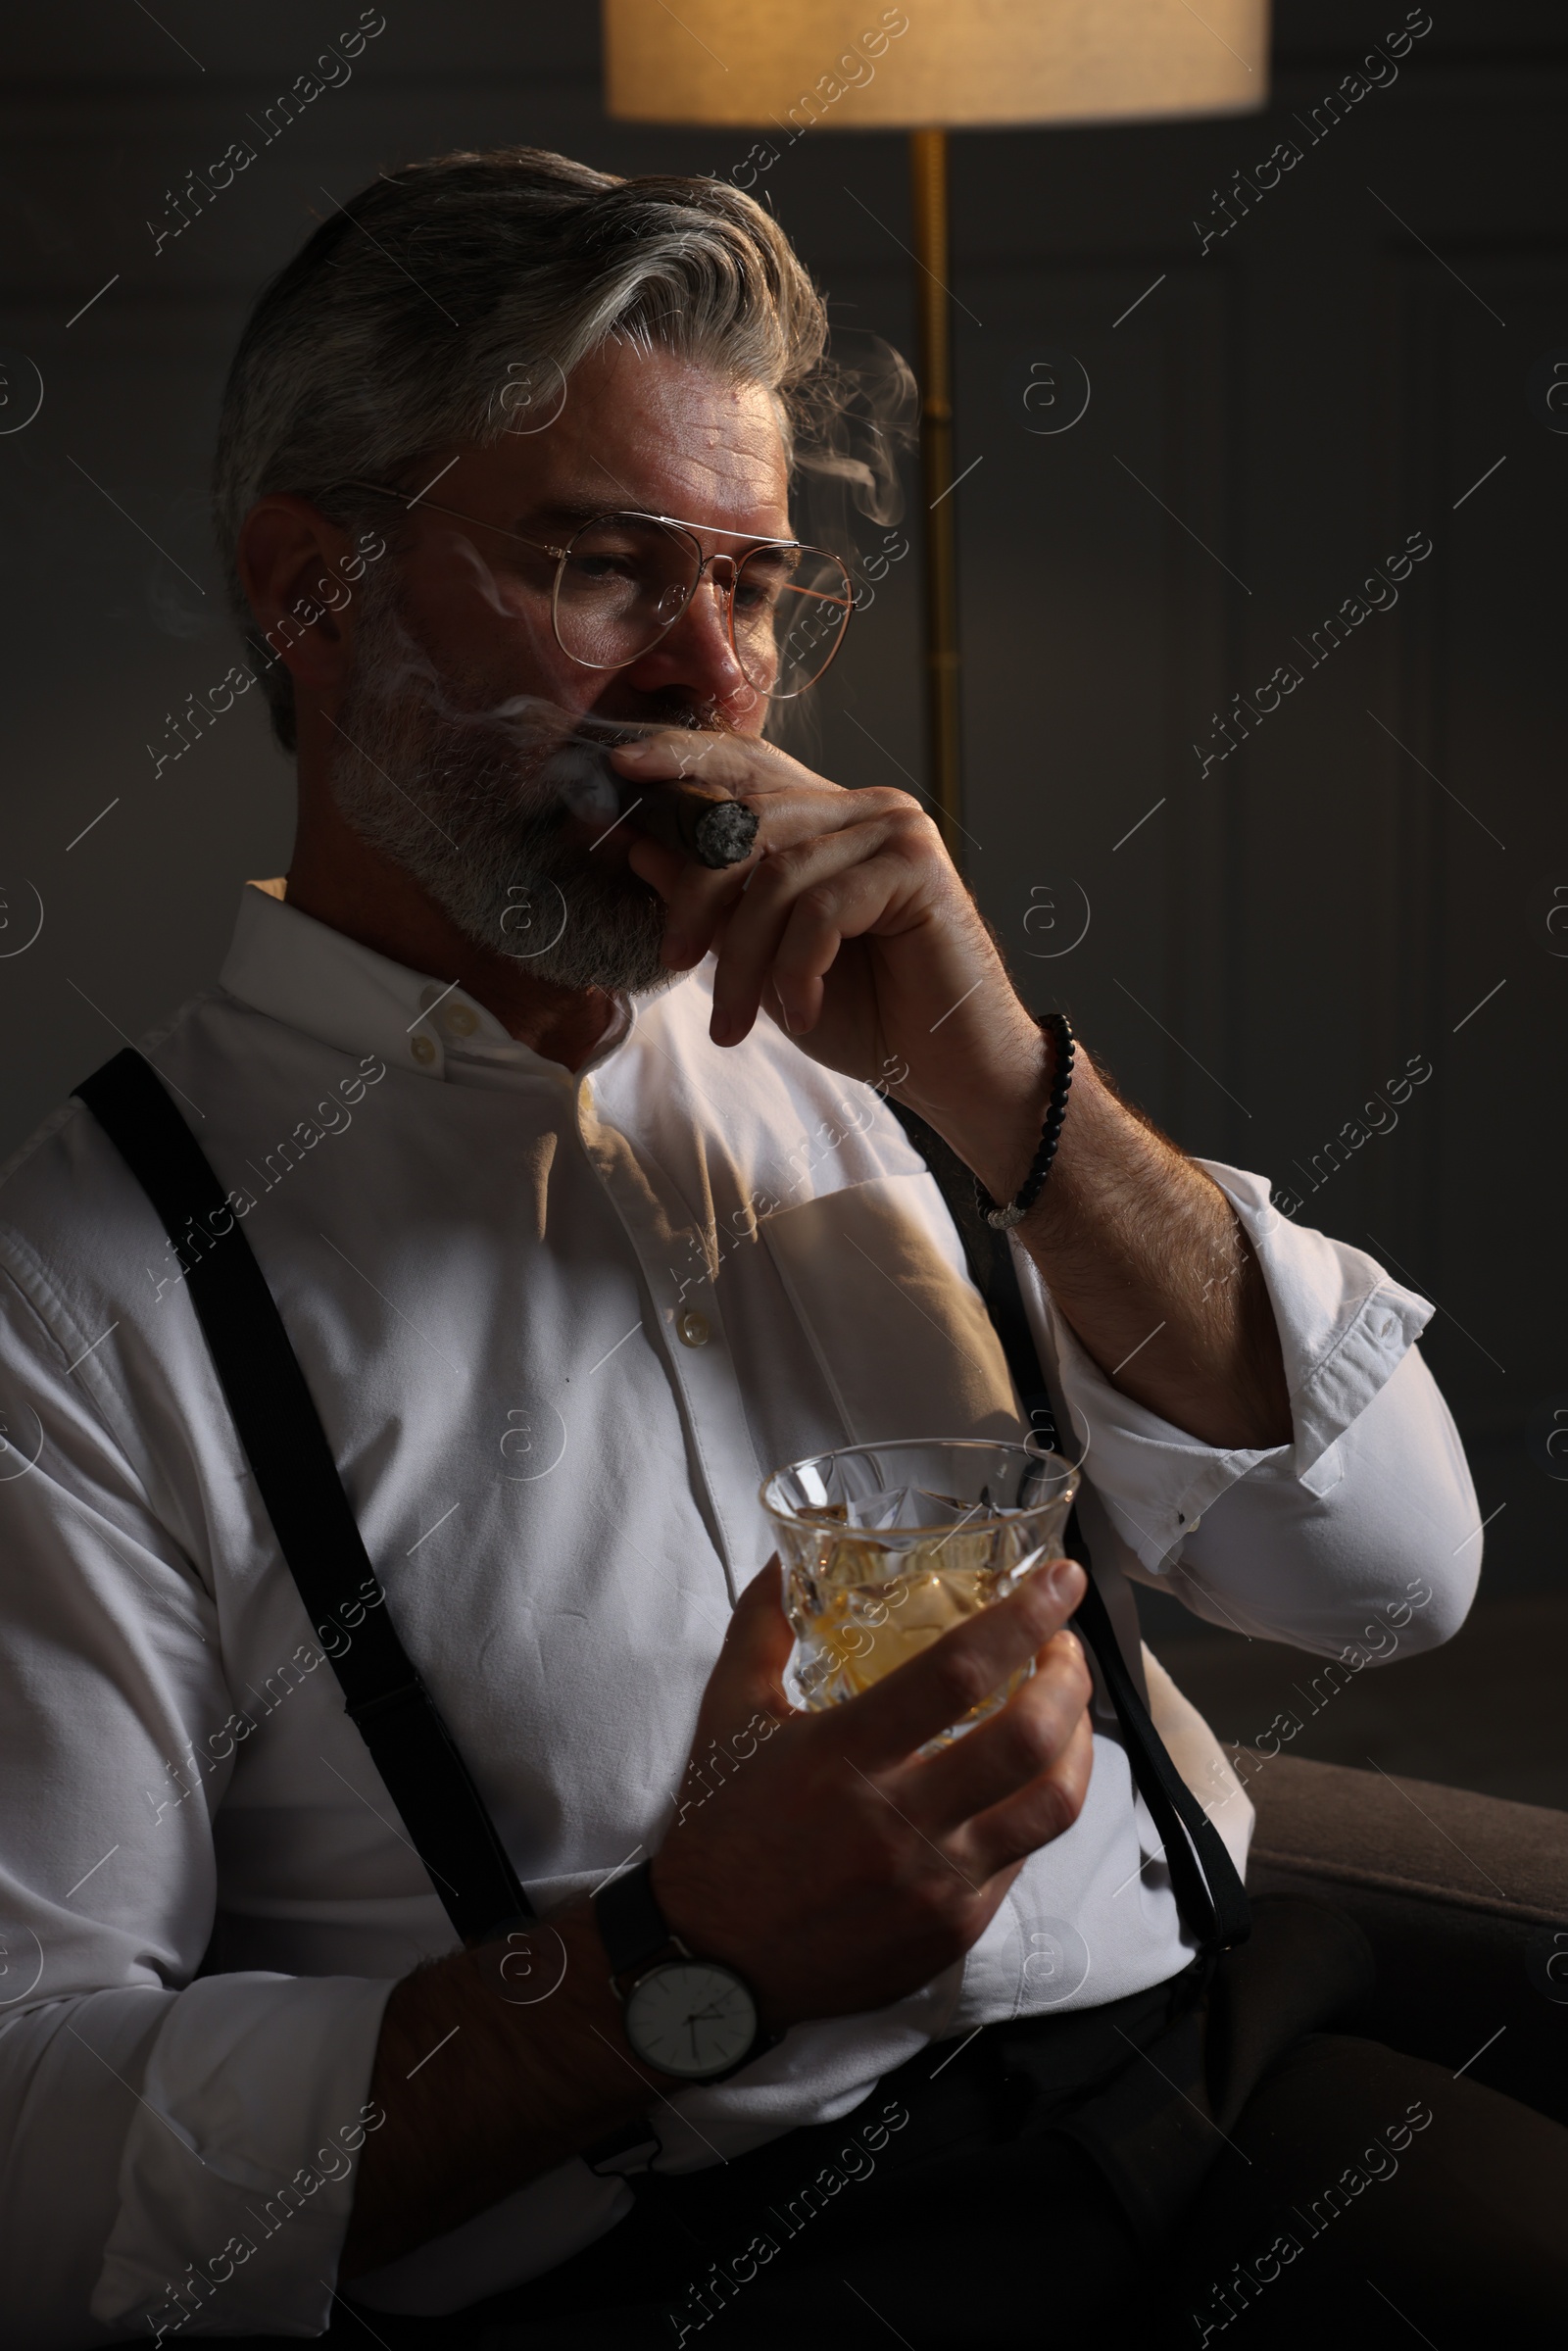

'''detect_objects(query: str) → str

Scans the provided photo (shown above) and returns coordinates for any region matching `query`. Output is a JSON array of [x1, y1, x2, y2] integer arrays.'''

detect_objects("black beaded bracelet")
[[974, 1012, 1076, 1231]]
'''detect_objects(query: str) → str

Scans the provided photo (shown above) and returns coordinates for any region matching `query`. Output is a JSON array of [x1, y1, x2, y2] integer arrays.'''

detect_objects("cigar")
[[546, 739, 760, 870], [631, 782, 760, 870]]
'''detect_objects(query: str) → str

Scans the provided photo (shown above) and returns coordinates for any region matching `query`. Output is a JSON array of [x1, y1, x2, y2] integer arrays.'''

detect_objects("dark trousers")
[[228, 1898, 1568, 2350]]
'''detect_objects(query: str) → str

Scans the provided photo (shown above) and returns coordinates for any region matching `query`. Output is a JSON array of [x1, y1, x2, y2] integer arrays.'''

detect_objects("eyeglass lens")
[[552, 514, 851, 697]]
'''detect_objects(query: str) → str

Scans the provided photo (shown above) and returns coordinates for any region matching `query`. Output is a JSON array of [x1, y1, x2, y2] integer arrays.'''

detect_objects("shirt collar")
[[217, 881, 635, 1083]]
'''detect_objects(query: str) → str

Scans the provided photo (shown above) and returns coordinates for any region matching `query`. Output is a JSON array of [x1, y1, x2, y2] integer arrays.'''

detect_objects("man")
[[0, 148, 1560, 2349]]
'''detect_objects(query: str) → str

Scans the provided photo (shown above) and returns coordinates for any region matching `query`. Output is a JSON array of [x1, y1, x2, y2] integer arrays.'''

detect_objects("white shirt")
[[0, 883, 1480, 2344]]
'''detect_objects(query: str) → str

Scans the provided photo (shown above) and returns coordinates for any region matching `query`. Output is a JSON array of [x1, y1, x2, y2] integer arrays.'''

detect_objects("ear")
[[236, 495, 367, 706]]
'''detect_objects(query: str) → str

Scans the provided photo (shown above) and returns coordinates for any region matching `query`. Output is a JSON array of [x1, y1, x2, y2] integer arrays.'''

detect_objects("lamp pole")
[[908, 126, 963, 866]]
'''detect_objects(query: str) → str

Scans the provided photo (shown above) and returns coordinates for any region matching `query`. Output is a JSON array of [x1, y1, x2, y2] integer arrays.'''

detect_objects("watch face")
[[623, 1960, 758, 2080]]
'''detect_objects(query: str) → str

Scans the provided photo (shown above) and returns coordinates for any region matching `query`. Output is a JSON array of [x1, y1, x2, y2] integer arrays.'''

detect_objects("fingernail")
[[1045, 1558, 1083, 1608], [616, 737, 651, 759]]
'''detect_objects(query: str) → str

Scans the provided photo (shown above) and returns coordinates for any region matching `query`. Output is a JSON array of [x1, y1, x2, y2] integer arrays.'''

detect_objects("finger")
[[694, 1556, 793, 1735], [901, 1628, 1092, 1835], [654, 795, 920, 977], [611, 730, 801, 802], [611, 725, 914, 839], [957, 1707, 1097, 1880], [612, 733, 914, 920], [718, 840, 931, 1043], [624, 834, 688, 908], [842, 1559, 1087, 1768], [642, 842, 764, 974]]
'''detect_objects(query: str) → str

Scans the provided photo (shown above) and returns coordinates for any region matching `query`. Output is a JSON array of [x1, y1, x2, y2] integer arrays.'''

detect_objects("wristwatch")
[[593, 1858, 768, 2083]]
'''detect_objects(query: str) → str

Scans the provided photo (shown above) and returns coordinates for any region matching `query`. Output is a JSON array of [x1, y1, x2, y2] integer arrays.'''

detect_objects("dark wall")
[[2, 2, 1564, 1594]]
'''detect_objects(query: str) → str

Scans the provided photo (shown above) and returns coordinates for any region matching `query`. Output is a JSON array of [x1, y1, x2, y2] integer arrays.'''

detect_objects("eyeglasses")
[[341, 478, 854, 700]]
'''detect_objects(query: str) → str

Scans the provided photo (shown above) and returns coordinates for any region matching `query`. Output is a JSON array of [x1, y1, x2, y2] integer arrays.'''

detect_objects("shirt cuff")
[[1019, 1158, 1434, 1579], [90, 1972, 394, 2337]]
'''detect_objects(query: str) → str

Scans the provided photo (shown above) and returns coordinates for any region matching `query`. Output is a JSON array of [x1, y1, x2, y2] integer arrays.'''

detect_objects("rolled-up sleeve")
[[0, 1252, 392, 2347], [1015, 1160, 1482, 1660]]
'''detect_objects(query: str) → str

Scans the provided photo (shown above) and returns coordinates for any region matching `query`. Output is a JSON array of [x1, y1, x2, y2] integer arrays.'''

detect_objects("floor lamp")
[[602, 0, 1267, 864]]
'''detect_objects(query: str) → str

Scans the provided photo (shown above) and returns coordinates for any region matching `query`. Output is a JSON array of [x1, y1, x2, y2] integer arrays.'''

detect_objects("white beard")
[[325, 573, 676, 995]]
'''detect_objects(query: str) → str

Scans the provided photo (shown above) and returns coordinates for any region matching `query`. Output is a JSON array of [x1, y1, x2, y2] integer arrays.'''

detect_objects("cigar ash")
[[689, 796, 760, 869], [634, 784, 760, 871]]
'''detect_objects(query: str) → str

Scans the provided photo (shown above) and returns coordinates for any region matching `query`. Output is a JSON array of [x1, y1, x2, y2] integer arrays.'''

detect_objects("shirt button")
[[444, 1003, 479, 1037], [411, 1034, 438, 1066], [676, 1310, 710, 1348]]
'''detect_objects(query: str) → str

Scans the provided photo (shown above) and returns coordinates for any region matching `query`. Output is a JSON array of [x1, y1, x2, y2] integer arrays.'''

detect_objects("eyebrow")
[[517, 499, 797, 550], [523, 499, 621, 533]]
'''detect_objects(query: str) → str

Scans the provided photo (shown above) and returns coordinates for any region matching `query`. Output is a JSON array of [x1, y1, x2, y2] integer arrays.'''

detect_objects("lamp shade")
[[602, 0, 1269, 131]]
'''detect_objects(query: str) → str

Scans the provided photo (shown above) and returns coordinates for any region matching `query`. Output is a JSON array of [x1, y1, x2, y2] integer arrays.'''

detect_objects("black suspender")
[[888, 1100, 1250, 1955], [74, 1048, 533, 1945], [74, 1046, 1247, 1960]]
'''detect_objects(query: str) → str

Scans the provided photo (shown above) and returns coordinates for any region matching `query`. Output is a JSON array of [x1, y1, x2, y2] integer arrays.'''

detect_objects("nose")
[[617, 563, 762, 727]]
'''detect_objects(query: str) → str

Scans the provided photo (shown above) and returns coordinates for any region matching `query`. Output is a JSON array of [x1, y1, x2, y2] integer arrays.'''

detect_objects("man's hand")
[[615, 729, 1049, 1209], [615, 727, 1292, 1451], [342, 1554, 1091, 2278], [653, 1555, 1094, 2029]]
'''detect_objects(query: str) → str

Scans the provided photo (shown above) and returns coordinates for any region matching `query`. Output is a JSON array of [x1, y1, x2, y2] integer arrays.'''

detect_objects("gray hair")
[[213, 147, 906, 753]]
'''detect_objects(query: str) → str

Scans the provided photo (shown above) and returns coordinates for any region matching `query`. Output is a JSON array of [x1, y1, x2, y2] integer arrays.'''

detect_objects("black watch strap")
[[583, 1865, 672, 2179], [595, 1858, 676, 1979]]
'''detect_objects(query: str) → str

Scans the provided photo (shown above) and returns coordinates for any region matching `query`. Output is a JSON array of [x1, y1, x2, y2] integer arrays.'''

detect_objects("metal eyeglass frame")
[[338, 476, 854, 699]]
